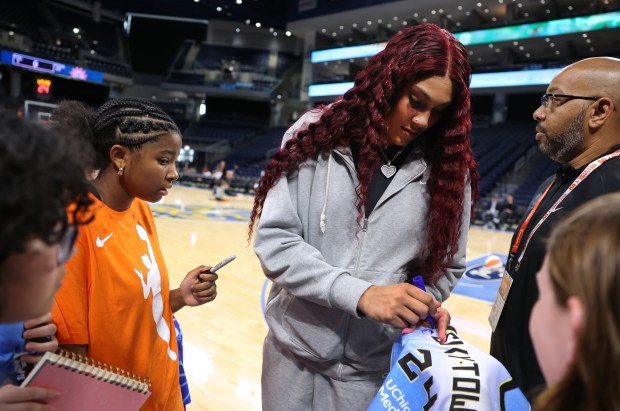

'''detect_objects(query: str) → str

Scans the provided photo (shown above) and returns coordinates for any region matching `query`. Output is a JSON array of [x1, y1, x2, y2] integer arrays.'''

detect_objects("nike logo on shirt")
[[96, 233, 113, 247]]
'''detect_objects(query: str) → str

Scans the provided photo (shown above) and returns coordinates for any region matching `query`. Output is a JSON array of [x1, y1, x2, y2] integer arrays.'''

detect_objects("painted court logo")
[[464, 254, 504, 281]]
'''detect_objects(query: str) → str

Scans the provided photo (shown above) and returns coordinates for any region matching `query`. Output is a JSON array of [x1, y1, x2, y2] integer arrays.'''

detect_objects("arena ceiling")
[[53, 0, 619, 69]]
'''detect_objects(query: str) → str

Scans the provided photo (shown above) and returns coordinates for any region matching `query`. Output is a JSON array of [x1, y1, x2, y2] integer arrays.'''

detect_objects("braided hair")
[[93, 97, 180, 167], [54, 97, 181, 170], [249, 23, 477, 284]]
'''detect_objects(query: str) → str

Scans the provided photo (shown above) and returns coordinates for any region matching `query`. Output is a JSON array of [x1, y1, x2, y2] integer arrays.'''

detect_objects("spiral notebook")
[[21, 350, 151, 411]]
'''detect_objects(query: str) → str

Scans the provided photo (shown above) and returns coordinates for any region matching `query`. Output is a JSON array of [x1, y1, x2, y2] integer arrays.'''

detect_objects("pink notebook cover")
[[21, 352, 150, 411]]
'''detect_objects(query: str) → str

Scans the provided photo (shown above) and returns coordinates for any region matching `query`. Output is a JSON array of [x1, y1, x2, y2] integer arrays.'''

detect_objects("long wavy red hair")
[[249, 23, 478, 284]]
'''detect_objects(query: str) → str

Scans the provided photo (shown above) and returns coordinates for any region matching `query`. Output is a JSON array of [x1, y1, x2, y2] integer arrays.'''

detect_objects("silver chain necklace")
[[379, 147, 405, 178]]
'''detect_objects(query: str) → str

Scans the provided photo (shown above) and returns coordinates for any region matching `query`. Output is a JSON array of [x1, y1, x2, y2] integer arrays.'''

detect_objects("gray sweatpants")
[[261, 334, 384, 411]]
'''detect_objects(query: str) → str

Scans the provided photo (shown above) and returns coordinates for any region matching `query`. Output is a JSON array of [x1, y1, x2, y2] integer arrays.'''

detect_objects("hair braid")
[[87, 97, 181, 165]]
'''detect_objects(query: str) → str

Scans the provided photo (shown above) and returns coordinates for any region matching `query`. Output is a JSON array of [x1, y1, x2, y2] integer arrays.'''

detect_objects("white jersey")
[[367, 326, 530, 411]]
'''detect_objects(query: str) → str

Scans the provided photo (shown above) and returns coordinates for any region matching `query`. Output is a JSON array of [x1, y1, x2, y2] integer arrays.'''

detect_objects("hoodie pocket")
[[281, 295, 350, 361], [344, 269, 405, 367]]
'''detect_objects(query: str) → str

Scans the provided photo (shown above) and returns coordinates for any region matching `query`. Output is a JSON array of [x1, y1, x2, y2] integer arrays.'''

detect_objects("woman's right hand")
[[357, 283, 436, 329], [0, 384, 58, 410]]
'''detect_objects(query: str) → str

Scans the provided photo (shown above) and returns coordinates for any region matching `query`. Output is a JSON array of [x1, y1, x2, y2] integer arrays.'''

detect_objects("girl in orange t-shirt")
[[51, 97, 220, 411]]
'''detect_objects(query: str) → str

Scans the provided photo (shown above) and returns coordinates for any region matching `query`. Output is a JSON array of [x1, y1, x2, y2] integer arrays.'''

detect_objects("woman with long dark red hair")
[[251, 23, 477, 410]]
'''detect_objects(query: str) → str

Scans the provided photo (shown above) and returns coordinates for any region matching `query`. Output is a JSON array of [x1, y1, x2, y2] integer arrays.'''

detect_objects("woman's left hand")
[[19, 313, 58, 364], [402, 300, 451, 344], [179, 265, 219, 307], [434, 303, 451, 344]]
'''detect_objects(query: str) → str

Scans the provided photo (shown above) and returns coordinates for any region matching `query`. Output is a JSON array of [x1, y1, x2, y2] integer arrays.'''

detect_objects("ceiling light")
[[235, 28, 240, 32], [255, 22, 261, 27], [216, 6, 222, 11], [236, 0, 242, 4], [73, 27, 80, 34], [285, 31, 291, 36]]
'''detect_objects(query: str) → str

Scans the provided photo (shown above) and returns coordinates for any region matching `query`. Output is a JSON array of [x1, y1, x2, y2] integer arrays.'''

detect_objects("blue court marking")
[[150, 204, 251, 222], [452, 254, 508, 303]]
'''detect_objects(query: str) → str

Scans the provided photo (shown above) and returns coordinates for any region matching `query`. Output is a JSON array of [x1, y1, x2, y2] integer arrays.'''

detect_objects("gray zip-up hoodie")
[[254, 109, 471, 381]]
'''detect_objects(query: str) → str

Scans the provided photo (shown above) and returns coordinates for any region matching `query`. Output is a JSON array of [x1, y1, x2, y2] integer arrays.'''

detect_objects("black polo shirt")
[[490, 144, 620, 395]]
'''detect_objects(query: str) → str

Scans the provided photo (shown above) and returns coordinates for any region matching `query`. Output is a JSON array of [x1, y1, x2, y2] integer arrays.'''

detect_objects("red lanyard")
[[509, 148, 620, 269]]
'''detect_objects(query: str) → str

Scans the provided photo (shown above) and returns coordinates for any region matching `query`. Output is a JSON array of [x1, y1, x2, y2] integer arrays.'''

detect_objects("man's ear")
[[566, 295, 584, 358], [589, 97, 614, 129]]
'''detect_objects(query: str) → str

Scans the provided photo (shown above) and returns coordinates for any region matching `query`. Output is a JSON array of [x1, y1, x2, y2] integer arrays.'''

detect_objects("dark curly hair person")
[[49, 97, 221, 411], [252, 23, 477, 409], [0, 113, 93, 408], [0, 113, 92, 323]]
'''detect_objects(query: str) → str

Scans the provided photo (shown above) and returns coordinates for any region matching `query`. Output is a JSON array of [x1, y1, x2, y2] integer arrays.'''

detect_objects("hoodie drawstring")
[[319, 151, 332, 234]]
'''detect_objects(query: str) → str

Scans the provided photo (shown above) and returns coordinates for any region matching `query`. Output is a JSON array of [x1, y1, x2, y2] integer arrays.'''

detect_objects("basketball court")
[[157, 185, 513, 411]]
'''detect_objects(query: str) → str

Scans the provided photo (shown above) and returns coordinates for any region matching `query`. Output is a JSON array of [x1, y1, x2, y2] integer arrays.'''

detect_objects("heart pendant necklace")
[[379, 147, 405, 178]]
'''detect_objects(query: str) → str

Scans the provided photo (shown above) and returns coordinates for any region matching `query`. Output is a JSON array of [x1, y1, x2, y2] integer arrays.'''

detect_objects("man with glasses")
[[0, 112, 93, 408], [490, 56, 620, 396]]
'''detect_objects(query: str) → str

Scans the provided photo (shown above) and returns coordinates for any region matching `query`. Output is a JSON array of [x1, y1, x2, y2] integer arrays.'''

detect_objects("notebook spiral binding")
[[52, 349, 151, 394]]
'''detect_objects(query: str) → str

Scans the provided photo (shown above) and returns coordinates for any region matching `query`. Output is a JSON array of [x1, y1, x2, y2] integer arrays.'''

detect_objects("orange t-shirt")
[[53, 195, 183, 411]]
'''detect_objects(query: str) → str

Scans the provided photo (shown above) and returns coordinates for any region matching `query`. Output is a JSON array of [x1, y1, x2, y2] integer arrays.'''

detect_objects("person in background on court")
[[530, 192, 620, 411], [0, 113, 93, 409], [481, 193, 501, 227], [490, 56, 620, 396], [50, 97, 221, 411], [497, 193, 517, 229], [250, 23, 476, 410]]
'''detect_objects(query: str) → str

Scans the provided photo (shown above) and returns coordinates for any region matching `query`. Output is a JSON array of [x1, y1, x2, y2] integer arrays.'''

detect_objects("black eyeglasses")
[[57, 224, 78, 266], [541, 93, 600, 108]]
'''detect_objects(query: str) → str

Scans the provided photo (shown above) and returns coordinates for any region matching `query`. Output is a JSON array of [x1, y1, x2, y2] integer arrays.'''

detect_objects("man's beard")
[[538, 108, 586, 163]]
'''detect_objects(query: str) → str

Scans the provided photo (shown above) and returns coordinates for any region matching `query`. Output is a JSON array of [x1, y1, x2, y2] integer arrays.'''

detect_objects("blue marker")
[[412, 276, 436, 328]]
